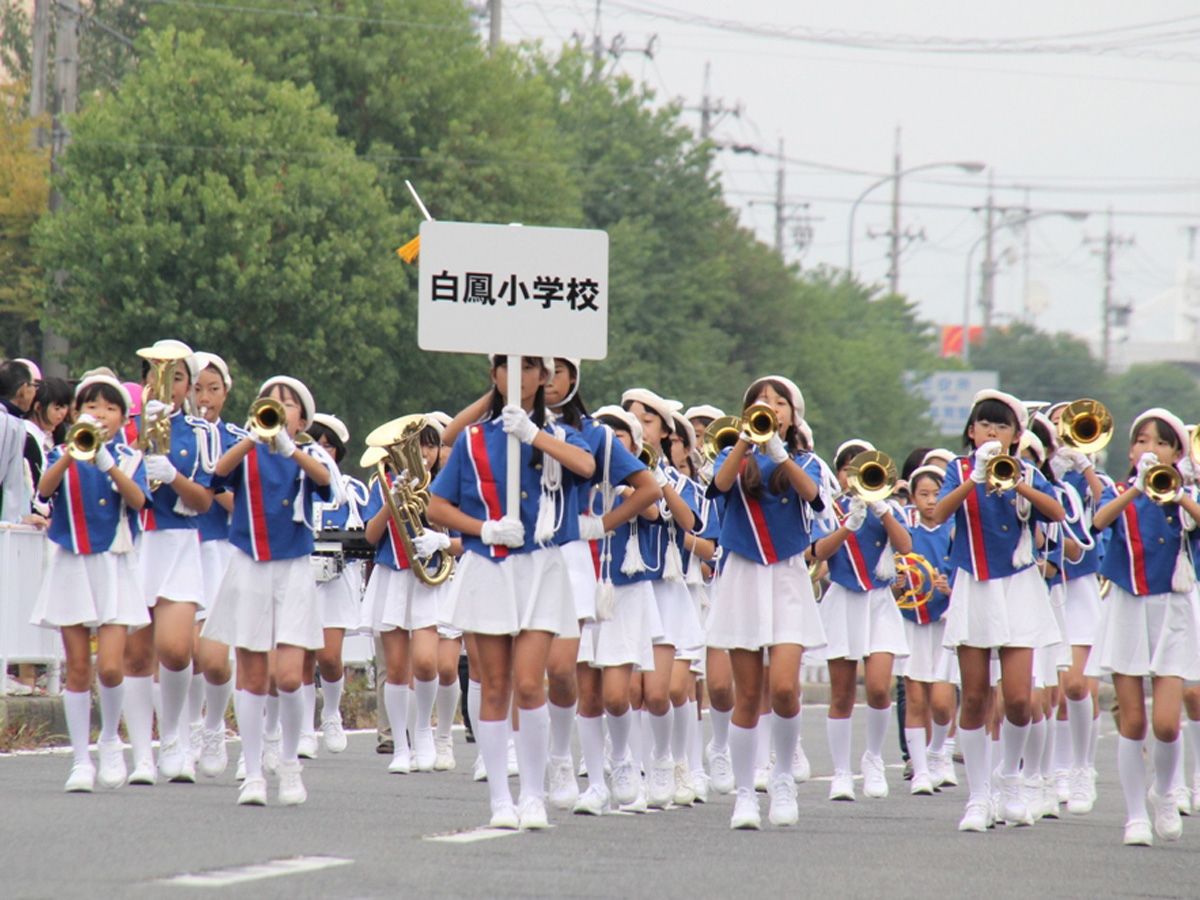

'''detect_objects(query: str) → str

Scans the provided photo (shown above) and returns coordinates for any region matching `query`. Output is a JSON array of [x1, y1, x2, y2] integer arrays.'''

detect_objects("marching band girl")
[[32, 374, 150, 791], [707, 376, 827, 829], [427, 355, 596, 830], [123, 340, 216, 786], [1086, 408, 1200, 845], [811, 439, 912, 802], [200, 376, 334, 806], [932, 390, 1065, 832], [898, 464, 956, 795]]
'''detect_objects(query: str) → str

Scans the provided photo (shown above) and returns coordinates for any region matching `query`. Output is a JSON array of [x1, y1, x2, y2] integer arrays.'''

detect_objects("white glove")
[[1056, 447, 1093, 474], [764, 433, 788, 464], [145, 454, 178, 485], [94, 445, 116, 473], [1134, 452, 1158, 493], [578, 515, 606, 541], [480, 516, 525, 547], [413, 530, 452, 557], [843, 499, 867, 532], [500, 404, 540, 445], [869, 499, 891, 519], [738, 428, 754, 446], [144, 399, 172, 425], [652, 465, 669, 488], [273, 429, 297, 458], [970, 440, 1002, 483]]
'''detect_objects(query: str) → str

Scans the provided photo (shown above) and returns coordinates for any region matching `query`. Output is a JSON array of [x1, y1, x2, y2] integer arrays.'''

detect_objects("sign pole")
[[506, 354, 521, 519]]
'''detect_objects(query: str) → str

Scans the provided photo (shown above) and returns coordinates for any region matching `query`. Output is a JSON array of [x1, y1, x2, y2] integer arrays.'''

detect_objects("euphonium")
[[65, 421, 107, 463], [844, 450, 897, 505], [700, 404, 779, 463], [985, 453, 1020, 494], [365, 415, 453, 587], [1143, 464, 1182, 504], [1057, 399, 1113, 455]]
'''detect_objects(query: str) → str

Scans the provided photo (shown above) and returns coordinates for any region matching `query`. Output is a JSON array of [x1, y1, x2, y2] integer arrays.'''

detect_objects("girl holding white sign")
[[428, 355, 596, 830]]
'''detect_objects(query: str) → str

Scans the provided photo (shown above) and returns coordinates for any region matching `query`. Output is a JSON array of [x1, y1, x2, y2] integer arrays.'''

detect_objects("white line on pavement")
[[159, 855, 353, 887]]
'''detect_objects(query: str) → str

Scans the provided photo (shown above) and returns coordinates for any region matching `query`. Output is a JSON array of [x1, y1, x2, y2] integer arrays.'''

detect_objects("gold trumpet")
[[65, 421, 107, 463], [248, 397, 286, 448], [1058, 399, 1113, 455], [137, 344, 190, 488], [844, 450, 897, 504], [894, 553, 938, 609], [365, 415, 453, 587], [700, 404, 779, 462], [637, 441, 659, 469], [985, 453, 1020, 494], [1143, 464, 1182, 504]]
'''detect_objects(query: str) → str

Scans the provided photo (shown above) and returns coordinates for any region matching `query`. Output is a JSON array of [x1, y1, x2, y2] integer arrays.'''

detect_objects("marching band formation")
[[4, 345, 1200, 848]]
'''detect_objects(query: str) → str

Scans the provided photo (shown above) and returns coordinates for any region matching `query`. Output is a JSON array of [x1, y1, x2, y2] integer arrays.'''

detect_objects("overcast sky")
[[498, 1, 1200, 352]]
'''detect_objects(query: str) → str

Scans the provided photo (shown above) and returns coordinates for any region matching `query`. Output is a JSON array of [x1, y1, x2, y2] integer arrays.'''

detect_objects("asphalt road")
[[1, 708, 1195, 900]]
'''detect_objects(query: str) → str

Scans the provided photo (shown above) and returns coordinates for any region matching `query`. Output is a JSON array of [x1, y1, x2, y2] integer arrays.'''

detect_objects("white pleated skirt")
[[360, 565, 439, 634], [652, 579, 705, 660], [707, 553, 827, 652], [900, 619, 957, 684], [317, 560, 364, 630], [31, 545, 150, 630], [198, 539, 234, 621], [434, 578, 463, 640], [588, 581, 658, 670], [201, 548, 323, 652], [812, 584, 909, 663], [942, 566, 1060, 653], [1084, 585, 1200, 682], [445, 548, 578, 638], [140, 528, 206, 609], [1032, 582, 1071, 689], [562, 540, 598, 624], [1063, 575, 1102, 646]]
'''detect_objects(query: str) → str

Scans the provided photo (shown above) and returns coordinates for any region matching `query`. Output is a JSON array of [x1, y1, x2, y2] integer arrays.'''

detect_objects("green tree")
[[969, 323, 1109, 403], [1107, 362, 1200, 449], [33, 28, 401, 437]]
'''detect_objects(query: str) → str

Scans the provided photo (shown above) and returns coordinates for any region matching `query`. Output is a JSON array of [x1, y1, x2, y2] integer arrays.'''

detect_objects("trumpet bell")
[[846, 450, 897, 504], [249, 397, 287, 443], [701, 415, 743, 463], [742, 404, 778, 444], [65, 421, 105, 463], [638, 441, 659, 469], [1144, 464, 1182, 504], [1058, 399, 1113, 455], [986, 454, 1020, 493]]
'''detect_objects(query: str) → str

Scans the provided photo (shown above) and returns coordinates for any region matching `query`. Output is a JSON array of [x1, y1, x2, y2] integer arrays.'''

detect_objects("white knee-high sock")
[[1066, 697, 1092, 770], [98, 682, 124, 744], [906, 727, 929, 778], [929, 720, 949, 755], [1171, 733, 1186, 791], [578, 715, 606, 789], [865, 705, 890, 759], [1000, 719, 1029, 778], [671, 703, 691, 764], [756, 711, 774, 768], [188, 672, 205, 727], [1024, 719, 1046, 778], [236, 691, 266, 780], [548, 700, 577, 760], [321, 676, 344, 724], [772, 711, 799, 777], [709, 706, 732, 752], [64, 689, 92, 766], [467, 680, 482, 736], [1154, 736, 1181, 798], [151, 679, 162, 726], [436, 682, 460, 740], [383, 684, 412, 755], [301, 682, 317, 734], [959, 726, 991, 802], [279, 687, 304, 764], [607, 708, 632, 761], [648, 709, 672, 762], [687, 703, 704, 774], [1054, 718, 1072, 773], [630, 709, 646, 771], [265, 693, 280, 735], [203, 678, 233, 733], [514, 704, 550, 802], [413, 677, 437, 736], [1040, 715, 1056, 778], [1189, 719, 1200, 779], [826, 716, 852, 774], [157, 664, 191, 744], [728, 722, 757, 796], [477, 719, 513, 806], [1118, 735, 1148, 822], [122, 675, 154, 765], [1088, 713, 1100, 767]]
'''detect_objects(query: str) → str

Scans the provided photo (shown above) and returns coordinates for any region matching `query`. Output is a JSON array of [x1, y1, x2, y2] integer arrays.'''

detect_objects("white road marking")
[[424, 827, 529, 843], [160, 856, 353, 887]]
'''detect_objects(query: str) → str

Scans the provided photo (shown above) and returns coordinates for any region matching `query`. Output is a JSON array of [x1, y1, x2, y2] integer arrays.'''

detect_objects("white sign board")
[[913, 370, 999, 436], [418, 221, 609, 359]]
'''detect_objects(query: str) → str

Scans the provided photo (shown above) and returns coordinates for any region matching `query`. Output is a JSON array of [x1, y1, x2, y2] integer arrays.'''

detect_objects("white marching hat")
[[594, 404, 643, 448], [258, 376, 316, 423]]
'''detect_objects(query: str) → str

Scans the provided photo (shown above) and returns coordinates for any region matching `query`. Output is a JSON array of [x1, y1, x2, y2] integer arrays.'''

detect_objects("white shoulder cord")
[[534, 424, 566, 546], [1011, 463, 1035, 568]]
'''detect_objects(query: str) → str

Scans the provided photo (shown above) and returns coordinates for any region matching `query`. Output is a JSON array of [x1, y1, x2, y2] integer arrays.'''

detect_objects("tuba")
[[365, 415, 453, 587], [65, 421, 107, 463], [1057, 399, 1113, 456], [700, 404, 779, 463]]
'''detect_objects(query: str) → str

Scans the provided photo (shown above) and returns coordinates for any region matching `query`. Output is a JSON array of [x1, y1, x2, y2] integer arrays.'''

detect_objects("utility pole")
[[592, 1, 604, 75], [700, 62, 712, 140], [1088, 208, 1134, 370], [889, 127, 901, 296], [43, 0, 79, 378], [31, 0, 50, 147], [774, 138, 785, 255], [488, 0, 501, 54], [979, 172, 997, 336], [683, 62, 739, 142]]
